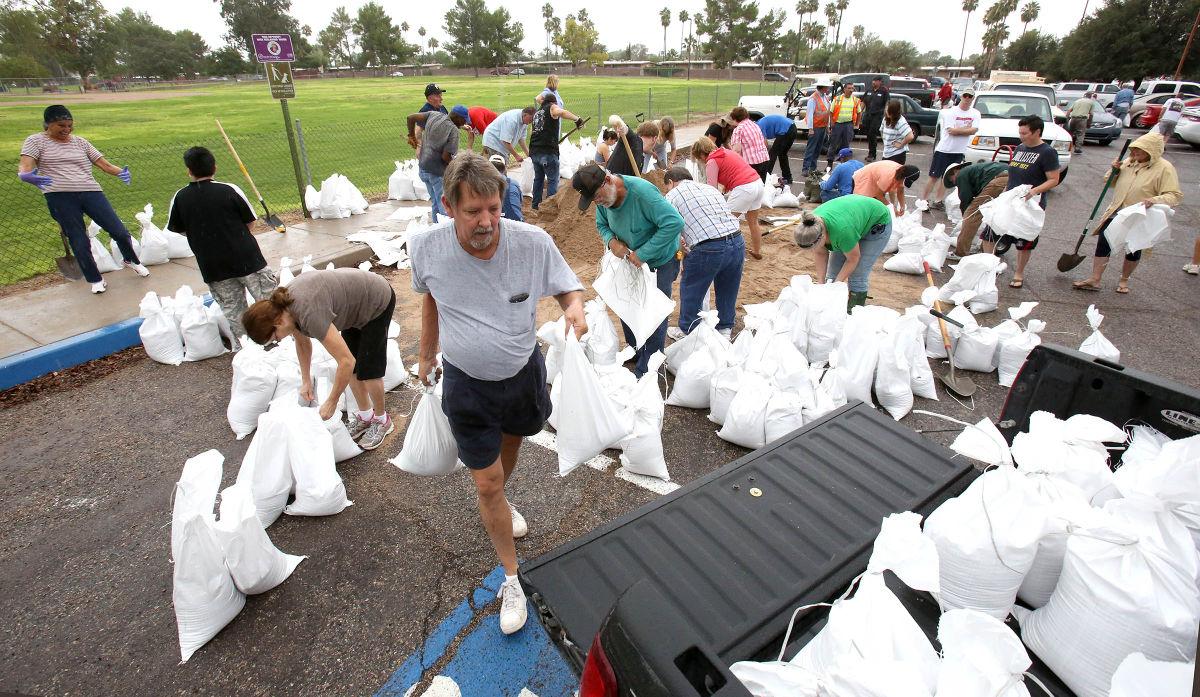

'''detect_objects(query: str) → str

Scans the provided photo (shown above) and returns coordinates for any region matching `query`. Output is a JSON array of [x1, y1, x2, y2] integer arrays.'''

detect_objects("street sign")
[[251, 33, 295, 63], [265, 61, 295, 99]]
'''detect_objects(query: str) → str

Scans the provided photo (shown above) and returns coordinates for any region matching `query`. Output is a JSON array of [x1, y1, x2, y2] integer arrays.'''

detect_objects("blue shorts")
[[441, 350, 551, 469], [929, 151, 965, 178]]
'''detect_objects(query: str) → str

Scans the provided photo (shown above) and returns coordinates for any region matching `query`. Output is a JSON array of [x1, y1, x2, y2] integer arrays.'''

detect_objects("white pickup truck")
[[961, 90, 1073, 181], [737, 76, 812, 127]]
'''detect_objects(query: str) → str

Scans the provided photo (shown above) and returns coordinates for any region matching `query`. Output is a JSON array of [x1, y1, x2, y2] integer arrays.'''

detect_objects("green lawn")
[[0, 76, 784, 285]]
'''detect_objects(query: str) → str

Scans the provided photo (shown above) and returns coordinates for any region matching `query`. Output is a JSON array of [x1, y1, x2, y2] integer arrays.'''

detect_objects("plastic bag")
[[593, 253, 675, 349], [898, 312, 937, 400], [87, 221, 123, 272], [944, 189, 962, 224], [582, 298, 619, 366], [138, 292, 185, 365], [937, 254, 1003, 305], [382, 339, 406, 392], [213, 483, 305, 595], [555, 331, 633, 475], [802, 281, 848, 363], [180, 298, 226, 362], [537, 317, 567, 382], [227, 342, 278, 438], [979, 184, 1045, 241], [717, 372, 771, 449], [922, 224, 953, 272], [390, 387, 461, 476], [729, 661, 822, 697], [388, 160, 418, 200], [1079, 304, 1119, 362], [134, 203, 170, 265], [1103, 202, 1174, 253], [1111, 433, 1200, 549], [325, 414, 363, 463]]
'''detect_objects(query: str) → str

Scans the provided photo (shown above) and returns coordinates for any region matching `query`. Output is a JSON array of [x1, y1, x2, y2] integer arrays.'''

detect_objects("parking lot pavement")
[[2, 129, 1198, 696]]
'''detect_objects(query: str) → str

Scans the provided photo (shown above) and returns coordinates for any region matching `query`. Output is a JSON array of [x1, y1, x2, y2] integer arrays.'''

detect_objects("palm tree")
[[981, 21, 1009, 72], [428, 36, 439, 63], [823, 2, 838, 38], [542, 4, 555, 58], [803, 20, 826, 55], [679, 10, 689, 58], [660, 8, 671, 58], [959, 0, 979, 67], [1020, 1, 1039, 34], [794, 0, 819, 65], [833, 0, 849, 48], [851, 24, 864, 48]]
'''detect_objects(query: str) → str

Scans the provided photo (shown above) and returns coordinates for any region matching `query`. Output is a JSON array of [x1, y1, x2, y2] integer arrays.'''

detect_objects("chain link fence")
[[0, 80, 787, 287]]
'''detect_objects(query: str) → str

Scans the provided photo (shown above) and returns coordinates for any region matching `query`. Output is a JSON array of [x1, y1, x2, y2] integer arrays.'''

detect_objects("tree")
[[678, 10, 689, 58], [354, 2, 399, 67], [755, 9, 787, 69], [318, 7, 355, 67], [659, 8, 670, 57], [981, 21, 1009, 73], [959, 0, 978, 67], [1020, 1, 1039, 34], [481, 6, 524, 71], [823, 2, 838, 32], [696, 0, 760, 68], [1004, 29, 1056, 71], [554, 12, 604, 66], [851, 24, 865, 48], [802, 20, 825, 55], [832, 0, 849, 49], [205, 45, 249, 76], [212, 0, 301, 59], [445, 0, 489, 75], [1055, 0, 1200, 81], [541, 3, 558, 59], [34, 0, 117, 82], [794, 0, 819, 65], [428, 36, 439, 60], [0, 5, 52, 77]]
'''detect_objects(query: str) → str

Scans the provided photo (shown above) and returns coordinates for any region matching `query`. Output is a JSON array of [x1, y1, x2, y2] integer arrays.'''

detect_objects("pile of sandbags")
[[305, 173, 370, 219], [936, 253, 1007, 314], [385, 159, 431, 201], [138, 285, 232, 365], [133, 203, 171, 265], [558, 137, 598, 182], [172, 450, 304, 662], [884, 218, 954, 274]]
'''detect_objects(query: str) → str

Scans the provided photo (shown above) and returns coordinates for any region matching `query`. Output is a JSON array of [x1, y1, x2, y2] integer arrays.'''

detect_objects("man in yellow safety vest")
[[826, 81, 863, 170]]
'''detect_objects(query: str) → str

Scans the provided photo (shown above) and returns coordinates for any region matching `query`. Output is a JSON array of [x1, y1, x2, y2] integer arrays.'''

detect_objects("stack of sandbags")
[[664, 310, 731, 409], [884, 220, 953, 274], [138, 291, 185, 365], [558, 137, 597, 182], [937, 253, 1007, 314], [388, 160, 419, 200], [309, 173, 370, 219]]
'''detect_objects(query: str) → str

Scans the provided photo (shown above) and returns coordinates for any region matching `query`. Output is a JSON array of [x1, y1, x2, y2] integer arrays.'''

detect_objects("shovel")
[[215, 119, 286, 233], [1056, 138, 1131, 272], [558, 116, 592, 144], [923, 261, 977, 398], [55, 228, 84, 281]]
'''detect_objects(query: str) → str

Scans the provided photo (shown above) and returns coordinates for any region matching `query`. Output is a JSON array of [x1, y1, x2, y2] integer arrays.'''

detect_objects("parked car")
[[737, 78, 814, 129], [763, 72, 789, 82], [489, 67, 512, 76], [390, 71, 405, 77], [1056, 81, 1121, 108], [879, 94, 939, 140], [1079, 99, 1123, 145], [511, 68, 526, 76], [985, 82, 1068, 124], [1174, 107, 1200, 148], [1127, 92, 1180, 125], [1141, 96, 1200, 128], [837, 73, 936, 107], [929, 76, 947, 88], [1135, 79, 1200, 97], [965, 91, 1072, 180]]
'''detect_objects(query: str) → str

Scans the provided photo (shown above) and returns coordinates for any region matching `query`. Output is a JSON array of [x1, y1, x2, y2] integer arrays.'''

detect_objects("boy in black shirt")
[[167, 146, 276, 348]]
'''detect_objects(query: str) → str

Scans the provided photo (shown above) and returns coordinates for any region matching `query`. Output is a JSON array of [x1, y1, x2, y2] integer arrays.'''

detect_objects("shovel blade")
[[940, 373, 977, 398], [1056, 253, 1086, 272], [267, 214, 286, 233], [55, 256, 84, 281]]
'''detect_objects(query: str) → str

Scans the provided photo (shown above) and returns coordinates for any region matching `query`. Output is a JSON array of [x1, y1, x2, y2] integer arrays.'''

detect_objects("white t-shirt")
[[935, 106, 982, 154], [1160, 98, 1185, 125]]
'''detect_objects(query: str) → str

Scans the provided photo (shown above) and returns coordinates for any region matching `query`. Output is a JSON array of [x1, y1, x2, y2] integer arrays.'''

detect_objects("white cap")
[[814, 78, 833, 88]]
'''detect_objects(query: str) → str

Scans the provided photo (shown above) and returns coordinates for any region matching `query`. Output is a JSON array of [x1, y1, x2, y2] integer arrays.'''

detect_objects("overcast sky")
[[99, 0, 1094, 64]]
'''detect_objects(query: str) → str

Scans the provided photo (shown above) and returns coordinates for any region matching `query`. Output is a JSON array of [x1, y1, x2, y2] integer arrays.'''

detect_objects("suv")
[[1056, 81, 1121, 108], [837, 73, 935, 107], [763, 72, 789, 82], [963, 91, 1072, 180], [987, 82, 1068, 124], [1136, 79, 1200, 97], [737, 77, 813, 129]]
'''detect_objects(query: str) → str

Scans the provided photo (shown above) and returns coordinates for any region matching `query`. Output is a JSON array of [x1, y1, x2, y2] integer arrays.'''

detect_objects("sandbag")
[[593, 253, 674, 349], [325, 414, 363, 462], [213, 483, 305, 594], [390, 386, 461, 476], [876, 320, 915, 419], [665, 345, 717, 409], [582, 298, 619, 366], [227, 342, 278, 438], [110, 234, 141, 267], [708, 364, 743, 426], [729, 661, 822, 697], [518, 158, 535, 196], [172, 512, 244, 662], [997, 319, 1044, 387], [944, 188, 963, 224], [278, 256, 295, 287], [898, 312, 937, 400], [763, 389, 805, 442], [1079, 304, 1119, 362], [388, 160, 419, 200], [315, 173, 369, 219], [180, 298, 226, 362], [282, 405, 353, 516], [537, 317, 566, 382], [801, 281, 848, 363], [135, 203, 170, 265], [382, 339, 406, 391], [883, 250, 925, 274], [1111, 433, 1200, 549], [953, 325, 998, 373], [1011, 450, 1094, 608], [771, 190, 801, 208], [138, 292, 185, 365], [1109, 653, 1195, 697], [617, 353, 669, 480], [835, 308, 885, 406], [171, 450, 224, 562], [936, 609, 1033, 697], [235, 413, 294, 527], [717, 372, 771, 449], [979, 184, 1045, 241], [937, 254, 1004, 306], [87, 221, 122, 272], [922, 224, 953, 272], [555, 332, 633, 475], [162, 223, 193, 258], [949, 417, 1013, 467], [1103, 202, 1174, 253]]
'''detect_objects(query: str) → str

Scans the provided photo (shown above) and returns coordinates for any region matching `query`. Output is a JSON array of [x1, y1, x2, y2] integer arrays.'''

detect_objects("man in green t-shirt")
[[793, 193, 891, 309], [942, 161, 1009, 256]]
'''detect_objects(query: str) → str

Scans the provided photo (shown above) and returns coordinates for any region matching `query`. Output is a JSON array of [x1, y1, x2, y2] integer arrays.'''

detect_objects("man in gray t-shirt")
[[407, 152, 585, 636], [407, 106, 467, 222]]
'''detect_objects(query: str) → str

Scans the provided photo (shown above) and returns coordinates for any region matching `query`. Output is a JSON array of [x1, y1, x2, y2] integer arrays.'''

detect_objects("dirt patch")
[[0, 90, 210, 106], [0, 346, 146, 408]]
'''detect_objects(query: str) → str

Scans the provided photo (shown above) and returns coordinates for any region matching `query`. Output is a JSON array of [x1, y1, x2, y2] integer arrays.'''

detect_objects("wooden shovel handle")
[[923, 261, 953, 351]]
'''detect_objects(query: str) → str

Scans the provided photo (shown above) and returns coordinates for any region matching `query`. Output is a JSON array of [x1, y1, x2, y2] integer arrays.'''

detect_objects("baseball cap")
[[900, 165, 920, 189], [450, 104, 469, 119], [835, 147, 854, 161], [960, 88, 976, 97], [571, 163, 608, 211], [425, 83, 445, 96], [488, 154, 506, 167]]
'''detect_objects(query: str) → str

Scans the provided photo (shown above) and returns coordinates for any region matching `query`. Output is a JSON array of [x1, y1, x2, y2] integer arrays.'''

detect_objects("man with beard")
[[408, 152, 587, 636]]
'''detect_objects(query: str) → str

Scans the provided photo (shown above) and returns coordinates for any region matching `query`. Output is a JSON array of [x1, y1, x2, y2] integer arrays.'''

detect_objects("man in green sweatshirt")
[[572, 163, 683, 377], [942, 161, 1009, 257]]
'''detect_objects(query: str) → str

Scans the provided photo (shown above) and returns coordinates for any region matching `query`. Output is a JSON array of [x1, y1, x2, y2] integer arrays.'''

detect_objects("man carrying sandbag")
[[408, 152, 586, 636], [941, 161, 1008, 257], [572, 162, 683, 378], [166, 146, 275, 349]]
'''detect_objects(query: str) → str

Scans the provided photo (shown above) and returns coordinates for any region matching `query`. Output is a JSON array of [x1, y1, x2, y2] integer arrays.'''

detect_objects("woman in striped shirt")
[[880, 100, 915, 165], [18, 104, 147, 294], [728, 107, 770, 181]]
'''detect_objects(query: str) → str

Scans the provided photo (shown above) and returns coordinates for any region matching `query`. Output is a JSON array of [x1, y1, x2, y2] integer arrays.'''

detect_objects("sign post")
[[253, 33, 309, 219]]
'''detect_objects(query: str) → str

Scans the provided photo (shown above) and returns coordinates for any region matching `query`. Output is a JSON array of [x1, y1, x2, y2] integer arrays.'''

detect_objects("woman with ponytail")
[[242, 268, 397, 450]]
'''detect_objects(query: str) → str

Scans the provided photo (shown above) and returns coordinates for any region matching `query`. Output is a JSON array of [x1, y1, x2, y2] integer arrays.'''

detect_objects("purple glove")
[[118, 166, 131, 185], [18, 168, 53, 190]]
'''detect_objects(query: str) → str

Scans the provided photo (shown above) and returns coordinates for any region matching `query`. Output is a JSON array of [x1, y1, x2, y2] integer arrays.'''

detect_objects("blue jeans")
[[420, 170, 445, 222], [803, 127, 827, 173], [679, 234, 744, 334], [45, 190, 140, 283], [531, 153, 560, 210], [827, 222, 890, 293], [620, 256, 679, 378], [820, 189, 845, 202]]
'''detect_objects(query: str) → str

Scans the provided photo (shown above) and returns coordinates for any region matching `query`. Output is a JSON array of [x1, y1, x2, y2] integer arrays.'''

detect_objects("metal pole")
[[1175, 7, 1200, 80], [279, 99, 310, 218], [294, 118, 312, 186], [648, 88, 653, 120]]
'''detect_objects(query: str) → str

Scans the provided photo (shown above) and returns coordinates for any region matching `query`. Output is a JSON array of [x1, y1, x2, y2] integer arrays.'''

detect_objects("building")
[[919, 65, 977, 79]]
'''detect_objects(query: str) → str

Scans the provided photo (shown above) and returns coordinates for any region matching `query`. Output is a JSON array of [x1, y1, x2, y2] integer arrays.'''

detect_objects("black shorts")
[[980, 226, 1039, 252], [441, 350, 552, 469], [929, 151, 965, 178], [340, 289, 396, 380], [751, 160, 771, 182]]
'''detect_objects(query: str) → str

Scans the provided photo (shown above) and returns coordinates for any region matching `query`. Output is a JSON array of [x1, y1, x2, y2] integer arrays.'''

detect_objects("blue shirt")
[[419, 102, 448, 114], [756, 114, 794, 139], [483, 108, 527, 153], [503, 176, 524, 221], [1114, 88, 1135, 108], [820, 160, 864, 197]]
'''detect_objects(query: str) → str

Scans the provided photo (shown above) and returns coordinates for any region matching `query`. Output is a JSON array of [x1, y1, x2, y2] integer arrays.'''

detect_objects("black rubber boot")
[[847, 291, 869, 311]]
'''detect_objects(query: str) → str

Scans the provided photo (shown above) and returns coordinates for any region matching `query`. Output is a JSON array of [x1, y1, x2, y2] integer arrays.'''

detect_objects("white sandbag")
[[771, 190, 801, 208], [213, 483, 305, 595], [593, 253, 675, 349], [555, 332, 633, 475], [135, 203, 171, 265], [616, 353, 669, 480], [1019, 498, 1200, 697], [172, 512, 244, 662], [1112, 433, 1200, 549], [272, 362, 302, 403], [1119, 424, 1171, 470], [325, 414, 362, 462], [948, 417, 1013, 466], [1109, 653, 1195, 697], [1079, 304, 1119, 362], [665, 346, 717, 409], [304, 184, 321, 214], [883, 251, 926, 274], [937, 254, 1003, 304], [87, 221, 122, 272], [953, 324, 998, 373], [835, 309, 884, 406], [729, 661, 822, 697], [944, 188, 962, 224], [280, 405, 352, 516], [875, 321, 915, 419], [138, 292, 185, 365], [162, 226, 193, 259], [708, 364, 743, 426], [916, 305, 949, 359], [804, 282, 848, 363], [390, 387, 461, 476], [537, 317, 566, 382], [717, 372, 771, 449], [1103, 202, 1174, 253], [763, 389, 806, 442], [388, 160, 418, 200], [978, 184, 1045, 241], [207, 302, 235, 346], [898, 313, 937, 401], [997, 319, 1044, 387], [110, 234, 141, 267], [582, 298, 619, 366], [819, 360, 848, 409], [278, 256, 295, 287], [924, 466, 1048, 619], [935, 609, 1032, 697], [922, 223, 953, 272], [180, 298, 226, 362], [236, 413, 294, 527], [518, 158, 535, 197], [665, 309, 726, 374], [382, 339, 405, 391], [1009, 412, 1117, 503], [227, 342, 279, 438], [171, 450, 224, 562]]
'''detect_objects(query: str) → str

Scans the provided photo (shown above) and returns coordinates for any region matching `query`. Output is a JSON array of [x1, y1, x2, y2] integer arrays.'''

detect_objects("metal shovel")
[[55, 228, 84, 281], [1056, 138, 1131, 272], [923, 261, 977, 398]]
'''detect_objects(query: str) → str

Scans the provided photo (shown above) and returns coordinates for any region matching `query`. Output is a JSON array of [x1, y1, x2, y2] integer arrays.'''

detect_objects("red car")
[[1136, 97, 1200, 128]]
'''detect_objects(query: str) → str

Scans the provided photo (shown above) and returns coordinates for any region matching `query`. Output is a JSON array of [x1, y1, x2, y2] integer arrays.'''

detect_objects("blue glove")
[[18, 168, 53, 190], [118, 166, 131, 185]]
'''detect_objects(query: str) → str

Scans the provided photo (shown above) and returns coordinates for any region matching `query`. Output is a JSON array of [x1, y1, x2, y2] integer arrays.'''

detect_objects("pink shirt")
[[852, 160, 903, 199], [705, 147, 759, 191], [20, 133, 103, 193], [730, 120, 769, 165]]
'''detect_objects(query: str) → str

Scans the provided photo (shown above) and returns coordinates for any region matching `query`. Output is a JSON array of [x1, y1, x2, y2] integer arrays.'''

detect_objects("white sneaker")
[[718, 328, 732, 339], [90, 281, 107, 294], [1184, 263, 1199, 275], [497, 577, 528, 635], [509, 503, 528, 539], [125, 261, 150, 277], [667, 326, 686, 341]]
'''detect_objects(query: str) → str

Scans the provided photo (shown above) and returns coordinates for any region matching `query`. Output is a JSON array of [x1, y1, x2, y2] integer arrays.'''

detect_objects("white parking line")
[[528, 430, 677, 494]]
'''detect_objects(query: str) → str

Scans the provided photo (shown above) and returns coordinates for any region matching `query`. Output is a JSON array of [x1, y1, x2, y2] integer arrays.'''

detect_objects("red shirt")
[[468, 106, 498, 135], [706, 147, 759, 191], [938, 83, 953, 101]]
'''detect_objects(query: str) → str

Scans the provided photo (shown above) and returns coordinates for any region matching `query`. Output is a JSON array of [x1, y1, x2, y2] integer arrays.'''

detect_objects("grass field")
[[0, 76, 783, 285]]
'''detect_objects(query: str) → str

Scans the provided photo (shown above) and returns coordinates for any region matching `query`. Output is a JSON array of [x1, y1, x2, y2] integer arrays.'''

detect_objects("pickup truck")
[[520, 344, 1200, 696], [963, 91, 1073, 181], [737, 76, 811, 126]]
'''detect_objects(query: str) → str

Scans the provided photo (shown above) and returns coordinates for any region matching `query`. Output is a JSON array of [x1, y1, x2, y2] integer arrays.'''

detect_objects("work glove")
[[575, 118, 585, 129], [118, 166, 132, 185], [18, 168, 53, 190]]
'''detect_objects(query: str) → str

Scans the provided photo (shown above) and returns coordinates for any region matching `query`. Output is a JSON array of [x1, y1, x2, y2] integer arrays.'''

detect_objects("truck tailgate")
[[520, 403, 978, 673]]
